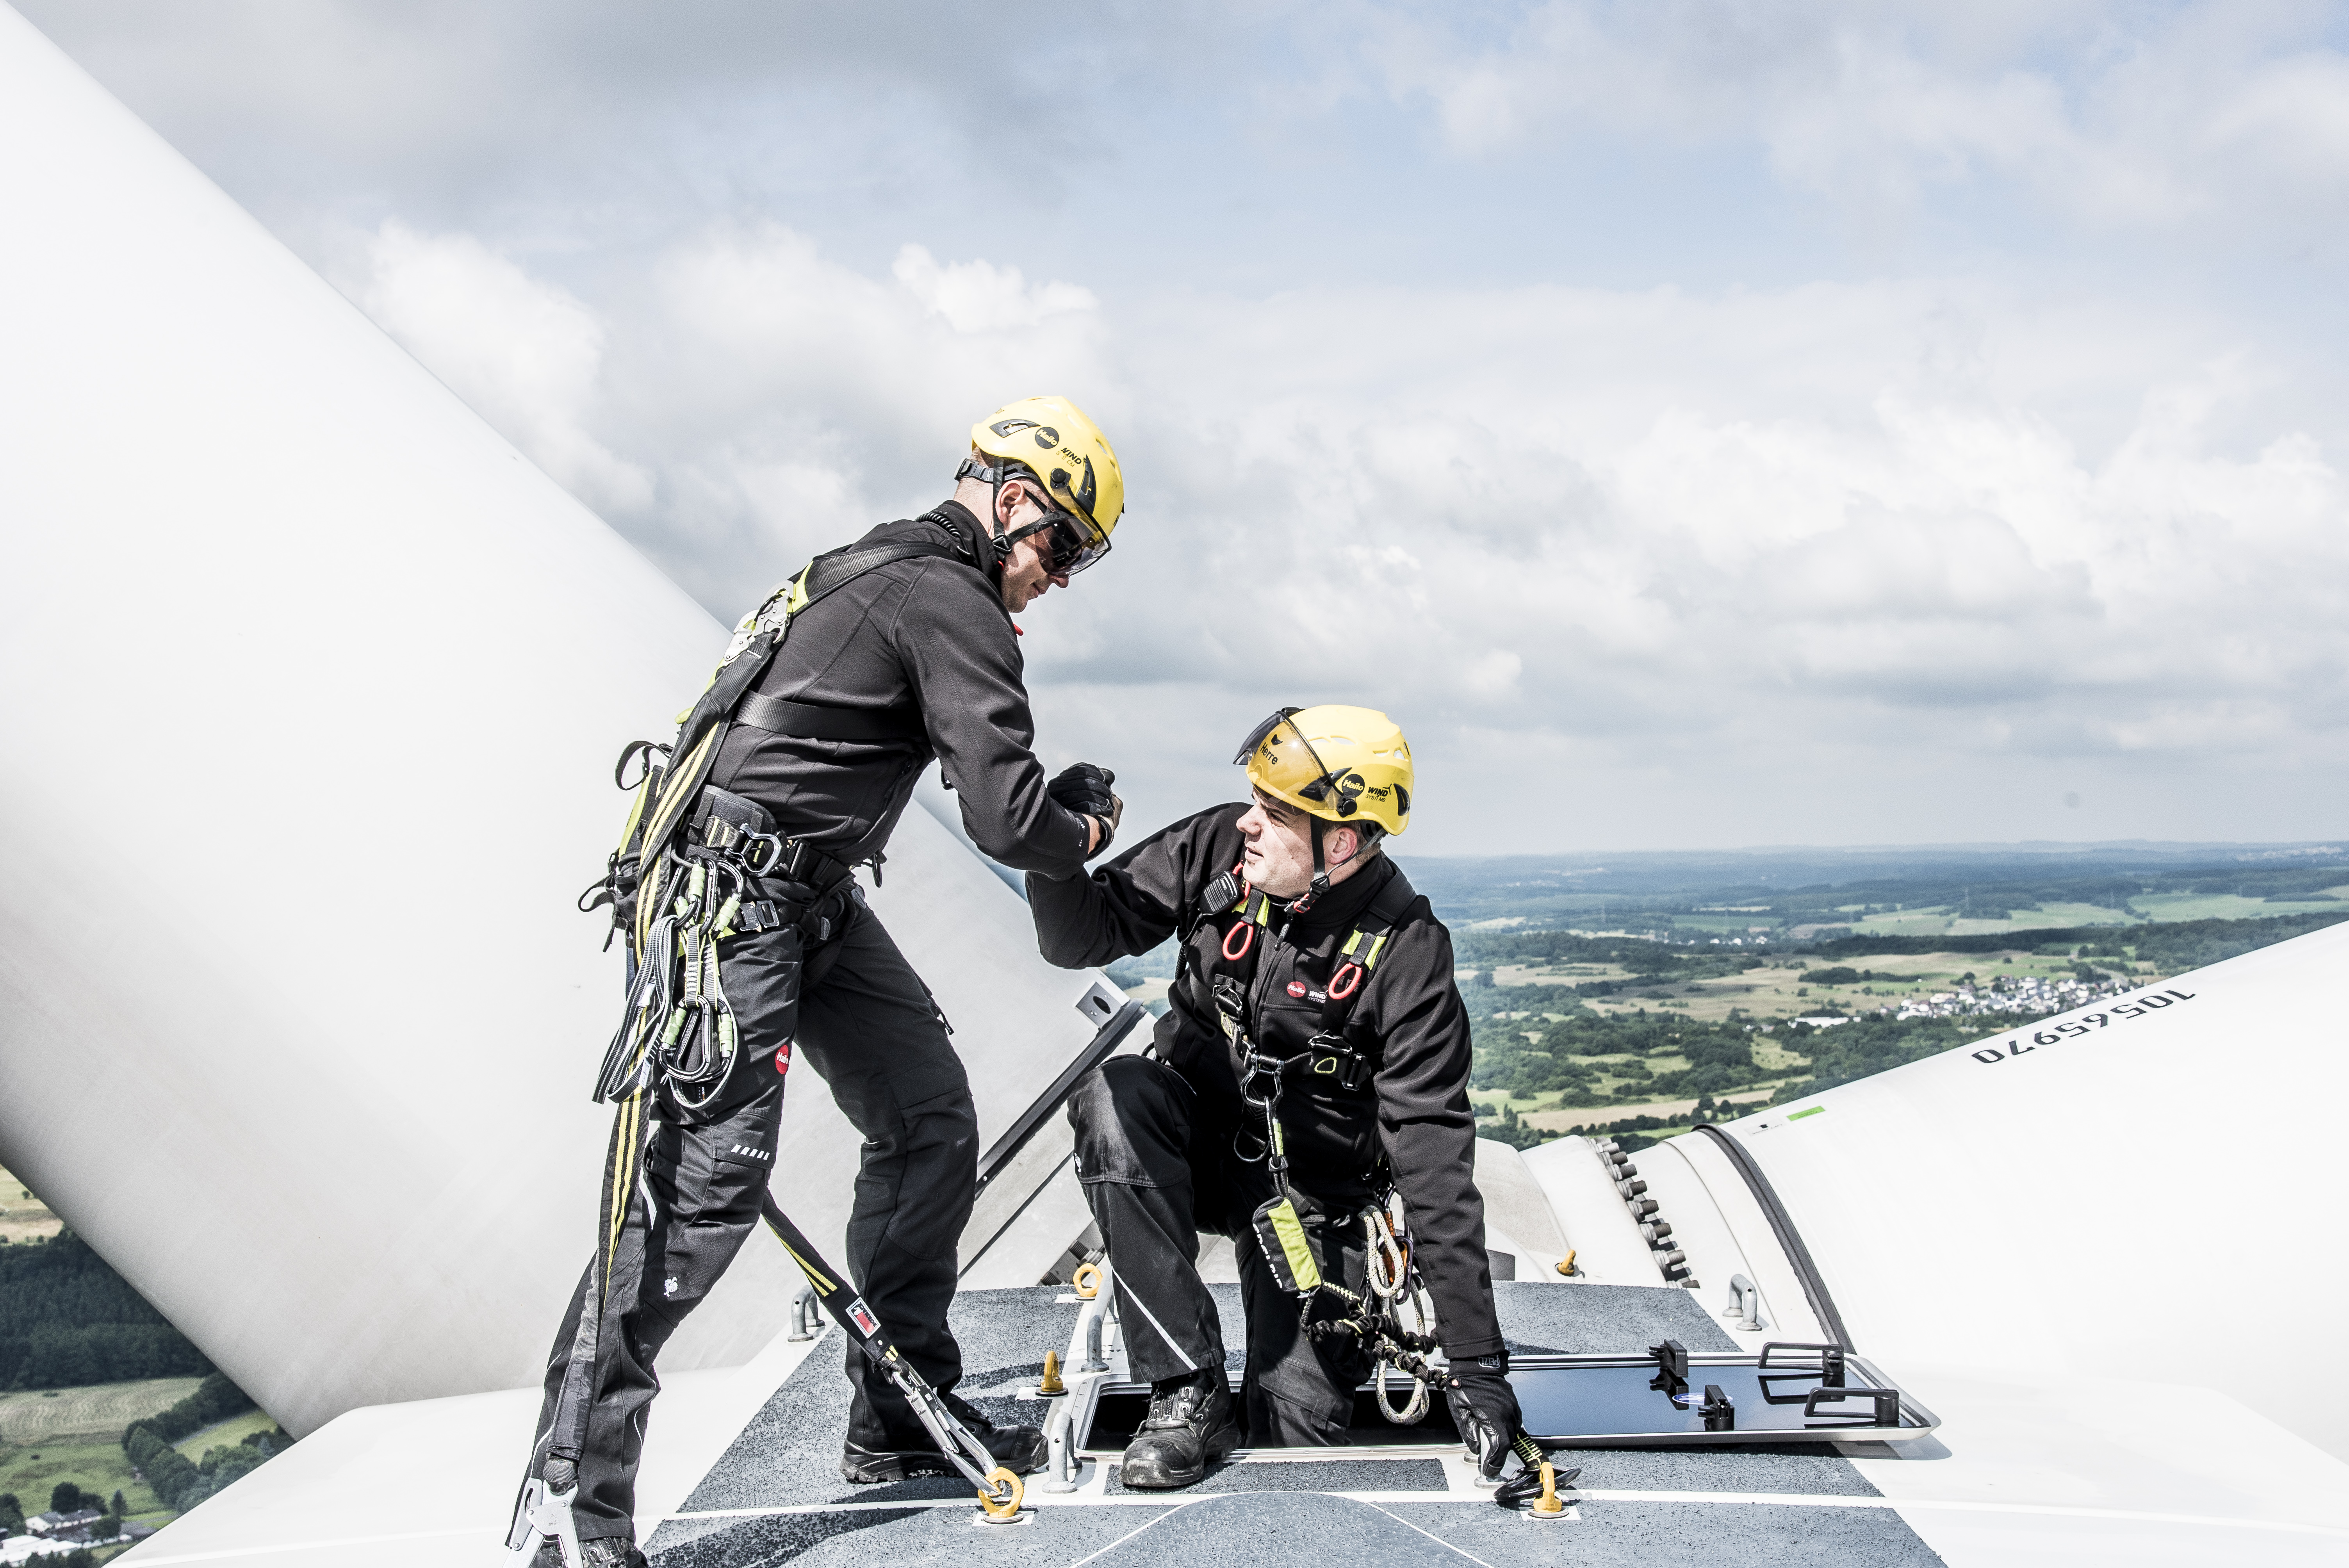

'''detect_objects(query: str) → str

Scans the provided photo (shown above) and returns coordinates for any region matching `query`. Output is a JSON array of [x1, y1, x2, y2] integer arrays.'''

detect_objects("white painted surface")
[[1625, 1138, 1788, 1350], [105, 1327, 828, 1567], [0, 7, 1114, 1438], [1700, 921, 2349, 1463], [1518, 1136, 1663, 1285], [1852, 1365, 2349, 1566], [1469, 1138, 1570, 1277], [1662, 1128, 1825, 1346]]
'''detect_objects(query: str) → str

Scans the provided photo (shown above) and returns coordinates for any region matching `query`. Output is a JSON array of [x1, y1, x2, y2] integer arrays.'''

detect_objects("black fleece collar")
[[925, 499, 996, 583], [1272, 852, 1397, 934]]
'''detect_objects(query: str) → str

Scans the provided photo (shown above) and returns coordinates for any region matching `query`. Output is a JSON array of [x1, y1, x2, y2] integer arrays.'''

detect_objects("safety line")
[[95, 1525, 494, 1564], [659, 1488, 1507, 1521], [1059, 1497, 1201, 1568], [1573, 1490, 2349, 1537], [657, 1487, 2349, 1540], [1361, 1501, 1503, 1568]]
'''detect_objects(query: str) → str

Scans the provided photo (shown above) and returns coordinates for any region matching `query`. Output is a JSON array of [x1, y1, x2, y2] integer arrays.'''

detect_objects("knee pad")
[[1069, 1057, 1190, 1187]]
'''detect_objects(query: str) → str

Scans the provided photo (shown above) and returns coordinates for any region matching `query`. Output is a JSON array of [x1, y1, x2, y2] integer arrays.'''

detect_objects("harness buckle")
[[1306, 1031, 1371, 1092], [738, 828, 786, 876]]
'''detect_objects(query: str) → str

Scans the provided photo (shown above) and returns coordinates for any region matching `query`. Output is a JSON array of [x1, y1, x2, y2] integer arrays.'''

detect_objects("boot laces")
[[1143, 1378, 1205, 1429]]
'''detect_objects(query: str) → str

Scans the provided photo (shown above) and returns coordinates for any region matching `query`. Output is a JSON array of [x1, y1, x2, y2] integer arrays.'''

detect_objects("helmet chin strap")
[[1299, 818, 1344, 909], [1296, 818, 1383, 912], [953, 456, 1019, 586]]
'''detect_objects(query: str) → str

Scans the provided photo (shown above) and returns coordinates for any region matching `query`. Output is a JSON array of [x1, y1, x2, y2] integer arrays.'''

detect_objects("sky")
[[20, 1, 2349, 855]]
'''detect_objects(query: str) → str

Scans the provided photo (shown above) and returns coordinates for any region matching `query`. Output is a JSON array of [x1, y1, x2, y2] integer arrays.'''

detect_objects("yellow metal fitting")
[[1071, 1262, 1102, 1300], [1039, 1350, 1065, 1396], [978, 1466, 1025, 1520], [1555, 1250, 1577, 1278], [1530, 1460, 1566, 1518]]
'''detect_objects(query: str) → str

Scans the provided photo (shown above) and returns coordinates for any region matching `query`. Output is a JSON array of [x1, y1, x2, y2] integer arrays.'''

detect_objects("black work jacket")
[[1028, 805, 1501, 1359], [708, 502, 1093, 874]]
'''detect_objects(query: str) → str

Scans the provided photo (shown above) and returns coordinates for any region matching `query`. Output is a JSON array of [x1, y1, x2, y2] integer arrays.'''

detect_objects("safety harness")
[[1180, 863, 1444, 1422], [580, 516, 975, 957], [1179, 864, 1570, 1500], [515, 519, 1022, 1564]]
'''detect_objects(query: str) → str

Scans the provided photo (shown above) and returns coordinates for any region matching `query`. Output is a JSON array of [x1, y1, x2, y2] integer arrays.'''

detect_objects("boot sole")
[[843, 1436, 1048, 1485], [841, 1452, 960, 1484]]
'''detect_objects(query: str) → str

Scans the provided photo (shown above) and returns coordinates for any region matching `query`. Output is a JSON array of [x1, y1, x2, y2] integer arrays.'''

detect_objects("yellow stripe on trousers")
[[602, 1092, 644, 1297]]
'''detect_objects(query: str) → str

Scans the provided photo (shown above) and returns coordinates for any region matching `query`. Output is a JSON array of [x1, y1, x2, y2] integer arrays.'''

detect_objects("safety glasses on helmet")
[[1035, 510, 1111, 576], [1234, 707, 1353, 813], [998, 492, 1110, 576]]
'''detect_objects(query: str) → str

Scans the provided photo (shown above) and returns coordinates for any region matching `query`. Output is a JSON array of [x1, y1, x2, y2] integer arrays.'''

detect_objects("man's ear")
[[993, 475, 1027, 531]]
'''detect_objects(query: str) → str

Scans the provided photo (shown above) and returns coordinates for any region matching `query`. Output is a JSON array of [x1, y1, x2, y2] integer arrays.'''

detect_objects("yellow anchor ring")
[[979, 1466, 1025, 1520], [1071, 1262, 1103, 1300]]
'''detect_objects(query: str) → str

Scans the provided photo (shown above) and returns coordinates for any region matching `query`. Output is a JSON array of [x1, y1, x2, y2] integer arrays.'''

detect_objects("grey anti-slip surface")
[[645, 1282, 1943, 1567]]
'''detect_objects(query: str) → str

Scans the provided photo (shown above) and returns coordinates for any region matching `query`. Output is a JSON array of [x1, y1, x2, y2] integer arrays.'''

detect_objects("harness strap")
[[633, 527, 967, 908], [1319, 869, 1418, 1036], [734, 690, 927, 745]]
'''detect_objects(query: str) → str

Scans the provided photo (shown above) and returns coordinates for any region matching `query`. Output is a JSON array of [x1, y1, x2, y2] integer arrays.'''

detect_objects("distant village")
[[1883, 969, 2140, 1023]]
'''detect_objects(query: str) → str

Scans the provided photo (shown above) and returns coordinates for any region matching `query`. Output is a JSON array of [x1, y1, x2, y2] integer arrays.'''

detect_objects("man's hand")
[[1048, 763, 1123, 856], [1444, 1355, 1522, 1481]]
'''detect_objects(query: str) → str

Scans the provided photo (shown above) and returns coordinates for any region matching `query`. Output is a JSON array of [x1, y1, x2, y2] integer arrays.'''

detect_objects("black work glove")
[[1445, 1354, 1522, 1481], [1047, 763, 1123, 856]]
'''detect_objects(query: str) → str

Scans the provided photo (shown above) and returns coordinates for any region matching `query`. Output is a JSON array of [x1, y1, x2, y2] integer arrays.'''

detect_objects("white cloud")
[[891, 245, 1097, 333], [341, 221, 652, 516], [1356, 2, 2349, 243], [41, 1, 2348, 849]]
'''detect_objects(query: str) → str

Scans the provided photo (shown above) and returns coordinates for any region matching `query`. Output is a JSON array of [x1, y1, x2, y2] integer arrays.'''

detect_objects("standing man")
[[524, 399, 1130, 1567], [1027, 706, 1519, 1489]]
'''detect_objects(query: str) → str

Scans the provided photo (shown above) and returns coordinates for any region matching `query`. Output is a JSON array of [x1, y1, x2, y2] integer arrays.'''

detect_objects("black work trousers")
[[529, 888, 978, 1541], [1067, 1055, 1372, 1446]]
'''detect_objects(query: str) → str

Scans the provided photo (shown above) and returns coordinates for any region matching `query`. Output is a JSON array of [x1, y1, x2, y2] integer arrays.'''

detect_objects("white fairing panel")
[[1704, 921, 2349, 1461], [0, 8, 1113, 1437]]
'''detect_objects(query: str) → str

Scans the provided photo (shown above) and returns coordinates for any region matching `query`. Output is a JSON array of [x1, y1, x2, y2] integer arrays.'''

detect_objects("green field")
[[0, 1162, 62, 1245], [0, 1433, 164, 1520], [174, 1409, 279, 1456], [2126, 891, 2348, 921], [0, 1381, 199, 1446], [1846, 901, 2137, 935], [1477, 948, 2131, 1028]]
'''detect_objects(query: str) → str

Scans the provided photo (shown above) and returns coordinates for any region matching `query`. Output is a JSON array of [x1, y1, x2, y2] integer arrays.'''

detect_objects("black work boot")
[[841, 1392, 1046, 1484], [1119, 1369, 1239, 1490]]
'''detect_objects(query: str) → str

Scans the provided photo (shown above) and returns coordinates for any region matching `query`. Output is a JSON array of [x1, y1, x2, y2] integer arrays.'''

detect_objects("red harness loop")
[[1328, 961, 1364, 1001], [1222, 920, 1257, 962]]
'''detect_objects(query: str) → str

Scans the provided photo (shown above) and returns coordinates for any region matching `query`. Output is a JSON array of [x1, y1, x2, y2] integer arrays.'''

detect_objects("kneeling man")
[[1027, 706, 1517, 1488]]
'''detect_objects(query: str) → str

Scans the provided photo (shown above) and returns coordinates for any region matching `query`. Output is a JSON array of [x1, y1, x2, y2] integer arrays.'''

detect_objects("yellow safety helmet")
[[1237, 705, 1414, 839], [964, 396, 1125, 574]]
